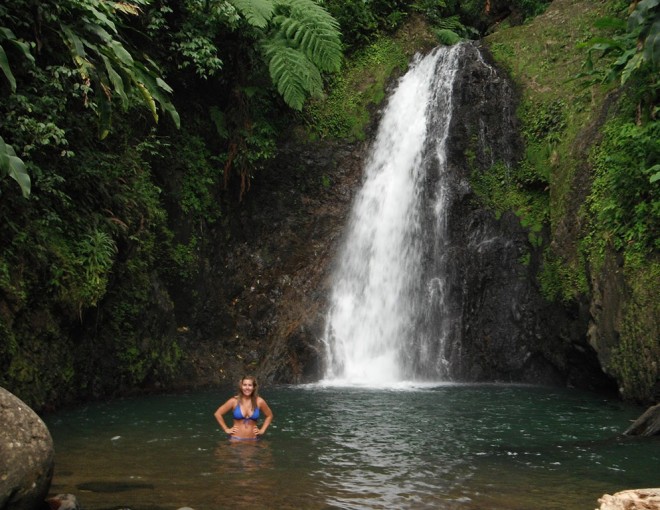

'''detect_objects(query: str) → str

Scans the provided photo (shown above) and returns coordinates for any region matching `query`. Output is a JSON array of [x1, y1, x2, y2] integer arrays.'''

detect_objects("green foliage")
[[0, 135, 30, 197], [514, 0, 552, 20], [73, 230, 117, 306], [304, 37, 408, 140], [521, 98, 567, 144], [586, 116, 659, 259], [434, 28, 462, 45], [263, 0, 343, 110], [323, 0, 410, 52], [413, 0, 549, 38], [170, 237, 199, 282], [0, 0, 180, 200], [23, 0, 180, 137], [537, 249, 588, 302], [52, 0, 179, 136], [231, 0, 275, 28], [470, 160, 549, 249], [412, 4, 478, 39], [0, 25, 34, 92], [264, 45, 325, 110], [579, 0, 659, 109]]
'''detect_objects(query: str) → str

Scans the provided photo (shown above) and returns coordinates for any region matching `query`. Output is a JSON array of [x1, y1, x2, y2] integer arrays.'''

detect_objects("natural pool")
[[45, 383, 658, 509]]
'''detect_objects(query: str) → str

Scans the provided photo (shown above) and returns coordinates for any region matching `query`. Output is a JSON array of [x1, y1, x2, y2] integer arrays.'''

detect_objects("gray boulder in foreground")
[[624, 403, 660, 437], [0, 387, 54, 510]]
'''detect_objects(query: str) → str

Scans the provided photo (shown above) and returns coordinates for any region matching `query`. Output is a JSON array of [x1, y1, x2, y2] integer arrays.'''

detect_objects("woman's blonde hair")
[[235, 375, 259, 410]]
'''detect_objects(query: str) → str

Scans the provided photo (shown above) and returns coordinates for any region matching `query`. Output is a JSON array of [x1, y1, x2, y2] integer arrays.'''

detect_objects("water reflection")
[[212, 440, 276, 506], [215, 439, 274, 474]]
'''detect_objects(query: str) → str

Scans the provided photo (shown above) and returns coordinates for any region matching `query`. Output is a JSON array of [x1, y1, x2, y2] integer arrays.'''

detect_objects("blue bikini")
[[228, 404, 261, 441], [233, 405, 260, 421]]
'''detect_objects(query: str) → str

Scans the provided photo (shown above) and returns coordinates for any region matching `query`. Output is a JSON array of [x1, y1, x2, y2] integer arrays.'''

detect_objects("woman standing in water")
[[214, 375, 273, 440]]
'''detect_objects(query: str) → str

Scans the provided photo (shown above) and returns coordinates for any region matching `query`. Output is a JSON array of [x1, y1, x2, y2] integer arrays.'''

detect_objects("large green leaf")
[[54, 4, 179, 138], [0, 44, 16, 92], [643, 20, 660, 68], [133, 63, 180, 128], [100, 53, 129, 107], [0, 136, 30, 198], [0, 26, 34, 92]]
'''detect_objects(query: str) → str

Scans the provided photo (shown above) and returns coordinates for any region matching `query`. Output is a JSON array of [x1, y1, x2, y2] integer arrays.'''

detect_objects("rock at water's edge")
[[46, 494, 80, 510], [0, 386, 54, 510], [624, 403, 660, 437], [597, 488, 660, 510]]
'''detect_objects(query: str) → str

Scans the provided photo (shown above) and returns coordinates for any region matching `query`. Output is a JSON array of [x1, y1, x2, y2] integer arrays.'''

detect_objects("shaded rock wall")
[[172, 135, 371, 386]]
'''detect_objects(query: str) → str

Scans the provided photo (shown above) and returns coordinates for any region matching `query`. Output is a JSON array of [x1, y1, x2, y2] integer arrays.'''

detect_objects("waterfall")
[[321, 44, 466, 386]]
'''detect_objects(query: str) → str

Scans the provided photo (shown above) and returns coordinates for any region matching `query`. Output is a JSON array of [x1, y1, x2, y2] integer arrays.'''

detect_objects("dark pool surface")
[[45, 383, 658, 509]]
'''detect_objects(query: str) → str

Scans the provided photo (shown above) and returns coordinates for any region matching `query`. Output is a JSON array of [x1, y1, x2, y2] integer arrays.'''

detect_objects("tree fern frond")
[[228, 0, 275, 29], [273, 0, 342, 72], [264, 41, 323, 110]]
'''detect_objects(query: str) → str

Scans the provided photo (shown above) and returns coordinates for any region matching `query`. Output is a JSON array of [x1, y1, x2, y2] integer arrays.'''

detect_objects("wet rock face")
[[429, 43, 613, 390], [176, 135, 370, 386], [0, 387, 54, 510]]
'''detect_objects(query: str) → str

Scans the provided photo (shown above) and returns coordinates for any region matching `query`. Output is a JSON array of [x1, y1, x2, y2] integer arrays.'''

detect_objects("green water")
[[45, 384, 658, 510]]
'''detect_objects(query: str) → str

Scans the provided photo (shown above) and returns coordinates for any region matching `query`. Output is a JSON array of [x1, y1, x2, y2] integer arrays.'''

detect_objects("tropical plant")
[[0, 22, 33, 197], [41, 0, 180, 138], [579, 0, 659, 182], [0, 25, 33, 92], [156, 0, 342, 110], [581, 0, 659, 88], [263, 0, 342, 110], [0, 0, 181, 198], [0, 135, 30, 197]]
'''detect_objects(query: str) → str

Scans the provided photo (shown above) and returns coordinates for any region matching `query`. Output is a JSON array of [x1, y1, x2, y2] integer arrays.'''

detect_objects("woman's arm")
[[214, 397, 237, 434], [255, 397, 273, 436]]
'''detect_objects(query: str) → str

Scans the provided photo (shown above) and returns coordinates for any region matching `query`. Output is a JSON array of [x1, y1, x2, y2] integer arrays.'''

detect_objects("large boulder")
[[597, 489, 660, 510], [0, 387, 54, 510]]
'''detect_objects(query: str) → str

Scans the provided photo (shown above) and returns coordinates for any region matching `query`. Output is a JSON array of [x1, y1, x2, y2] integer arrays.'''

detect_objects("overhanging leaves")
[[0, 136, 31, 198], [264, 41, 323, 110], [0, 26, 34, 92], [229, 0, 275, 28]]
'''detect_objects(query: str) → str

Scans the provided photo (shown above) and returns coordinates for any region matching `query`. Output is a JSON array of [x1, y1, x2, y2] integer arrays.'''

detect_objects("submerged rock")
[[46, 493, 80, 510], [624, 404, 660, 437], [0, 387, 54, 510], [597, 488, 660, 509]]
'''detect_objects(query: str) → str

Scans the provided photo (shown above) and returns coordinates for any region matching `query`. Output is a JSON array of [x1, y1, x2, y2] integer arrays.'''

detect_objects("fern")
[[228, 0, 275, 29], [228, 0, 342, 110], [273, 0, 342, 72], [264, 40, 323, 110]]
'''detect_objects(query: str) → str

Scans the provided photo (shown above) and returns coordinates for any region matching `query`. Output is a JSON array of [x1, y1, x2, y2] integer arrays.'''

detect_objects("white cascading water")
[[321, 44, 464, 386]]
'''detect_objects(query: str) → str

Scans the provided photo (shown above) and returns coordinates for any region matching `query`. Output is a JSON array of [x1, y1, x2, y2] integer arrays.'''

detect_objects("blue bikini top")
[[233, 402, 260, 421]]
